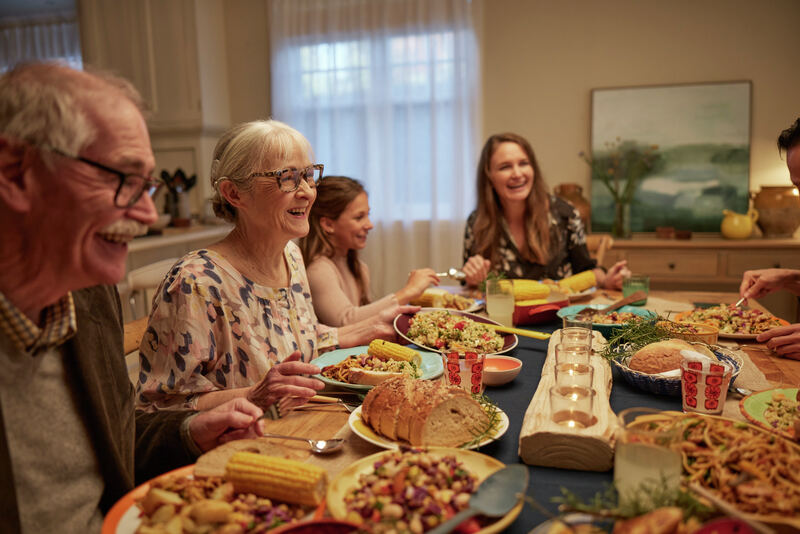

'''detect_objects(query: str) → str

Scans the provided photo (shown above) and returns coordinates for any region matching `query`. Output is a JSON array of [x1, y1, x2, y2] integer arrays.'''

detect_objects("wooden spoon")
[[576, 290, 648, 318]]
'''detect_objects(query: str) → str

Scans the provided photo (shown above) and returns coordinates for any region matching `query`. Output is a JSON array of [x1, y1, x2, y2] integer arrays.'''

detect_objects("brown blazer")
[[0, 285, 197, 533]]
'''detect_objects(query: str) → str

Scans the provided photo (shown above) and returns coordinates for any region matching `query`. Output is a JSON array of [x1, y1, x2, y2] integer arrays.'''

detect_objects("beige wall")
[[220, 0, 799, 195], [481, 0, 800, 194]]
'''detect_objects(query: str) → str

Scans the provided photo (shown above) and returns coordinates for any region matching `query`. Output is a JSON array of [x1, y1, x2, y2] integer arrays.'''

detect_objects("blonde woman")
[[137, 121, 413, 411]]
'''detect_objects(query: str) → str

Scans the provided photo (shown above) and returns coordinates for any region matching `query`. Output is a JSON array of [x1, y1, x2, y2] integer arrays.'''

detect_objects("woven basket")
[[657, 320, 719, 345], [611, 344, 743, 396]]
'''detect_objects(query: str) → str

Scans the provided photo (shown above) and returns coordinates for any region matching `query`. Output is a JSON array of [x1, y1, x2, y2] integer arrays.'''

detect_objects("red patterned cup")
[[680, 358, 732, 415], [442, 351, 485, 394]]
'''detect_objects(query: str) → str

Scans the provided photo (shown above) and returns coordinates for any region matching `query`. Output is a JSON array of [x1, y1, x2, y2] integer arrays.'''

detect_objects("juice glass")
[[486, 279, 515, 326]]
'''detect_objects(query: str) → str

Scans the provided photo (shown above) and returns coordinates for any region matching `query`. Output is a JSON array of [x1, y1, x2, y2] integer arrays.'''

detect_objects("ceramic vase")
[[752, 186, 800, 237], [554, 183, 592, 230]]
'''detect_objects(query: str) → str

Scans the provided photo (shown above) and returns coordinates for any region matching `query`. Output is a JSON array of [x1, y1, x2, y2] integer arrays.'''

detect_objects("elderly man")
[[739, 117, 800, 360], [0, 63, 265, 533]]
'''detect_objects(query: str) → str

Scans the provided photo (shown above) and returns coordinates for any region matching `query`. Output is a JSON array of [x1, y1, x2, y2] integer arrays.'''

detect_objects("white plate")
[[347, 405, 509, 450], [313, 345, 444, 391], [567, 286, 597, 302]]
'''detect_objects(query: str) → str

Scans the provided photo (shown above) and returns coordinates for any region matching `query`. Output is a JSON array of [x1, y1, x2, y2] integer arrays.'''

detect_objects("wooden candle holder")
[[519, 329, 618, 471]]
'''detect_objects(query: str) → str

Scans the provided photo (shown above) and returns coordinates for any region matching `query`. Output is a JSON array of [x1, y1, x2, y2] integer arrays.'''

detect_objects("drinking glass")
[[680, 358, 732, 415], [622, 274, 649, 306], [486, 279, 515, 326], [614, 407, 681, 506], [550, 385, 595, 429], [442, 351, 485, 394]]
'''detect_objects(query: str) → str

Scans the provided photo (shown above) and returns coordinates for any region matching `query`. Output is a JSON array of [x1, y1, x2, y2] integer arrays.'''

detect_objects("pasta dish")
[[645, 414, 800, 517], [321, 353, 421, 383]]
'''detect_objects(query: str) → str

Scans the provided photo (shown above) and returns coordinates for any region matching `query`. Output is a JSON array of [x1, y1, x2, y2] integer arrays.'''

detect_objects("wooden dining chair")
[[123, 316, 149, 383], [586, 234, 614, 266]]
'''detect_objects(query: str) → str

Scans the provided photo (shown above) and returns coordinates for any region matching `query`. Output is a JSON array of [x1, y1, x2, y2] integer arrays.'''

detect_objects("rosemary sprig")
[[554, 479, 714, 522], [461, 393, 501, 448], [599, 316, 671, 362]]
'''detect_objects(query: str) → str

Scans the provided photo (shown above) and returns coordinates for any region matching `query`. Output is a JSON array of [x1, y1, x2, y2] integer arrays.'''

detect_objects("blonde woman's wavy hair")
[[299, 176, 370, 304], [469, 132, 552, 266], [210, 119, 312, 223]]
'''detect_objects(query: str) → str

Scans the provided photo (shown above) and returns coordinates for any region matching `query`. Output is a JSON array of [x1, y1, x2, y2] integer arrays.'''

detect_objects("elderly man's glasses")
[[249, 164, 324, 193], [45, 146, 162, 208]]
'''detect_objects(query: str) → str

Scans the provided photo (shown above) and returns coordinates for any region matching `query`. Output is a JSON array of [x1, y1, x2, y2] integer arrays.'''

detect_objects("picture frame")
[[589, 81, 752, 233]]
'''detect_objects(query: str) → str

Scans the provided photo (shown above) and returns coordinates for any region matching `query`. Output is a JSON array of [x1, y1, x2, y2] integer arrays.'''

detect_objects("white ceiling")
[[0, 0, 75, 19]]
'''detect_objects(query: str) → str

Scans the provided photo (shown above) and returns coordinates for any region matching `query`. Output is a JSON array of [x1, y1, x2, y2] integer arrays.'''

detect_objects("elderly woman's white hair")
[[0, 62, 144, 169], [210, 119, 313, 223]]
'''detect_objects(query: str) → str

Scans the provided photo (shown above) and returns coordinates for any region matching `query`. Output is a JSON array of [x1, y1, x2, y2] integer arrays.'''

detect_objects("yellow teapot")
[[721, 208, 758, 239]]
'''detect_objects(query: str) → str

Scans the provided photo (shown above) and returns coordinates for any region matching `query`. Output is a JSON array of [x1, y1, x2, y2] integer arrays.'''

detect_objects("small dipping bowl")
[[482, 355, 523, 386]]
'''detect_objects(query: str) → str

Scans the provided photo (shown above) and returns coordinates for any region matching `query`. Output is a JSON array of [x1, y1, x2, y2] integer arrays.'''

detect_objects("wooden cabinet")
[[598, 235, 800, 321]]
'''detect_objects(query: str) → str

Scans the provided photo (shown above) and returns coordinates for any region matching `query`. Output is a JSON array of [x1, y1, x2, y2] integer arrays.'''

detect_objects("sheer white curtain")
[[269, 0, 481, 297], [0, 14, 82, 72]]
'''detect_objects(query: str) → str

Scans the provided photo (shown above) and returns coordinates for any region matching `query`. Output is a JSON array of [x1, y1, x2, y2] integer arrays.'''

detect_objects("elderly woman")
[[299, 176, 439, 326], [137, 120, 410, 411], [462, 132, 629, 288]]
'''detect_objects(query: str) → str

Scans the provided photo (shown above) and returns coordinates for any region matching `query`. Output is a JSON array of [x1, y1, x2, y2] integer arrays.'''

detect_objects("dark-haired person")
[[299, 176, 439, 326], [739, 118, 800, 360], [462, 132, 629, 288], [0, 63, 263, 533]]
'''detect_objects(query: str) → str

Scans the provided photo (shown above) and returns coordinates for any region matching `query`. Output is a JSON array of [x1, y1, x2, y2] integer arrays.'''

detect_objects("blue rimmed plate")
[[312, 345, 443, 391]]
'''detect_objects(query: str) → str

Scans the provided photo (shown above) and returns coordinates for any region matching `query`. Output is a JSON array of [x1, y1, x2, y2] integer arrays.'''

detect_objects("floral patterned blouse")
[[463, 195, 597, 280], [136, 242, 338, 411]]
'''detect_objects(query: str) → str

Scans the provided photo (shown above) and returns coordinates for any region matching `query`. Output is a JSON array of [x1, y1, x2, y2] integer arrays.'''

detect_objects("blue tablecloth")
[[481, 321, 682, 532]]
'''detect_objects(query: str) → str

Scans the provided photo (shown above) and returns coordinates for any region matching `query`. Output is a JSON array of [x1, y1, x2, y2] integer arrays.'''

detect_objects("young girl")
[[300, 176, 439, 326]]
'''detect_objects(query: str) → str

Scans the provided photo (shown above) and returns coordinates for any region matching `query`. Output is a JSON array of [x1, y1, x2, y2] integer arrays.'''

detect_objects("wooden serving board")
[[519, 329, 617, 471]]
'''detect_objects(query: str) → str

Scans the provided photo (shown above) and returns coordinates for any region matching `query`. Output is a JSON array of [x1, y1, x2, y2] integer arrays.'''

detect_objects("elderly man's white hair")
[[0, 61, 145, 168]]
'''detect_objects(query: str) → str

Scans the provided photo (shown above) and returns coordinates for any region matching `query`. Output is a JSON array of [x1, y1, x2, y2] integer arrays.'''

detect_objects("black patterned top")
[[463, 195, 597, 280]]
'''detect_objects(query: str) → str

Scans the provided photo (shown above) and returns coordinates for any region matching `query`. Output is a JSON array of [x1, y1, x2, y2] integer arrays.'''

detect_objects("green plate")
[[312, 345, 444, 391], [739, 387, 799, 439]]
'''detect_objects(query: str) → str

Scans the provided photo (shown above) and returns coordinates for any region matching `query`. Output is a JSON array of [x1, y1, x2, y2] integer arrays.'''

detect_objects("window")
[[270, 0, 479, 223]]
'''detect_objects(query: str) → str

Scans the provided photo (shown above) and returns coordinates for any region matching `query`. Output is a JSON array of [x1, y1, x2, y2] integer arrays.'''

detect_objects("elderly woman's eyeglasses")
[[44, 146, 163, 208], [249, 164, 324, 193]]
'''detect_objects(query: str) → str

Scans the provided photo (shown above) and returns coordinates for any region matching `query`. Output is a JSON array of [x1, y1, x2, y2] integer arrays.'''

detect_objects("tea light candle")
[[549, 385, 596, 429], [555, 361, 594, 389]]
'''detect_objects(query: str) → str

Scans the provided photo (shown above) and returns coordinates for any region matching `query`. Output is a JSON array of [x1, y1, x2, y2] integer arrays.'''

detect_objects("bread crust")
[[629, 339, 716, 374]]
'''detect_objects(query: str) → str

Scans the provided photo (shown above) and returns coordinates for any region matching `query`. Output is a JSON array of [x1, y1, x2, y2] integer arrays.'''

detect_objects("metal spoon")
[[728, 385, 753, 398], [427, 464, 529, 534], [261, 433, 344, 454]]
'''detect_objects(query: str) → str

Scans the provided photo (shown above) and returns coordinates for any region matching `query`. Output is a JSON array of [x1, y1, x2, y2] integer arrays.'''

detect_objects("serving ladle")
[[427, 464, 529, 534], [261, 433, 344, 454]]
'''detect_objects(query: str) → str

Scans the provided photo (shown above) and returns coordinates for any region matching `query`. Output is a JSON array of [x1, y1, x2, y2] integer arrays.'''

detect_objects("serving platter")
[[674, 310, 789, 340], [102, 465, 195, 534], [567, 286, 597, 302], [394, 307, 518, 355], [326, 447, 523, 534], [347, 405, 509, 450], [313, 345, 443, 391], [739, 387, 799, 440]]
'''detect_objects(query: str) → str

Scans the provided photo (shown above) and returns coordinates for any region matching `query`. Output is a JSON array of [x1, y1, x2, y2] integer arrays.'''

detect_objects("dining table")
[[254, 289, 800, 533]]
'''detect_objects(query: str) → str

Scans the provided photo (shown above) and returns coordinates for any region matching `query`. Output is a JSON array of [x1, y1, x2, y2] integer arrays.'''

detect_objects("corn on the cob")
[[499, 279, 551, 301], [225, 451, 327, 506], [368, 339, 421, 365], [409, 288, 443, 307], [558, 270, 596, 293]]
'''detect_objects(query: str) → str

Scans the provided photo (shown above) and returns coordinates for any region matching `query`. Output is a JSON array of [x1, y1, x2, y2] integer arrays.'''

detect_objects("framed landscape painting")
[[589, 81, 751, 233]]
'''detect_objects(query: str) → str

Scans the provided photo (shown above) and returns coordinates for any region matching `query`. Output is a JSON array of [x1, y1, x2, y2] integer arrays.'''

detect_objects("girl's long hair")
[[469, 133, 552, 266], [299, 176, 370, 304]]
